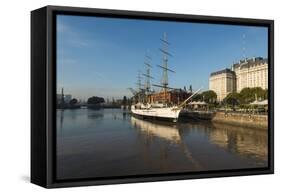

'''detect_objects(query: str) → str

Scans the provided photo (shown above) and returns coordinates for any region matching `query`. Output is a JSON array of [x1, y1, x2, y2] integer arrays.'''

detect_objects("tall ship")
[[130, 33, 201, 122]]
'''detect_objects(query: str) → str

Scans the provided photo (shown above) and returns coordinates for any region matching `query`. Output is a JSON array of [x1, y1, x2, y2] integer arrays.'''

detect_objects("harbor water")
[[56, 108, 268, 180]]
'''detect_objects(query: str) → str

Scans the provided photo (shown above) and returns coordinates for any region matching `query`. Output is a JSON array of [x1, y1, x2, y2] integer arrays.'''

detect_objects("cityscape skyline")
[[57, 15, 268, 100]]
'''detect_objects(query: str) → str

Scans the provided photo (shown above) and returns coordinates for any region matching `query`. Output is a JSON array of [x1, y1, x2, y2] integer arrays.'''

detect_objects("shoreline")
[[212, 112, 267, 130], [57, 108, 268, 130], [179, 110, 267, 130]]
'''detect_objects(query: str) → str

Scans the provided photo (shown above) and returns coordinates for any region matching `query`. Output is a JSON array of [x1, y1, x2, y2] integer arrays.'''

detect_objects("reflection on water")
[[208, 123, 267, 161], [131, 117, 181, 143], [131, 117, 203, 170], [57, 109, 268, 180]]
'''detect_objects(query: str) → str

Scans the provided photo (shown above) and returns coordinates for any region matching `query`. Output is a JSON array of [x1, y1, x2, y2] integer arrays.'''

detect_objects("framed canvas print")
[[31, 5, 274, 188]]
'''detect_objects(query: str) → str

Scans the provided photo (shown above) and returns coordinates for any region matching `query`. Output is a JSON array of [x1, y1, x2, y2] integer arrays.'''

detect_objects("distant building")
[[147, 89, 191, 105], [209, 57, 268, 101], [233, 57, 268, 92], [209, 68, 236, 101], [57, 94, 72, 104]]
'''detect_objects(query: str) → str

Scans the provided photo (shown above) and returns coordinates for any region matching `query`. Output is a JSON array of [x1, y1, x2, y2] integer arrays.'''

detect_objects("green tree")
[[201, 90, 217, 103], [193, 93, 203, 101], [239, 87, 254, 104], [263, 89, 268, 99], [223, 92, 241, 108], [69, 98, 78, 105], [240, 87, 266, 104], [252, 87, 266, 100], [87, 96, 105, 104]]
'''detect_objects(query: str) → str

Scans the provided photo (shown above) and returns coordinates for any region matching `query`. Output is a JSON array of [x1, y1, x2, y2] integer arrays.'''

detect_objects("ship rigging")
[[130, 33, 202, 122]]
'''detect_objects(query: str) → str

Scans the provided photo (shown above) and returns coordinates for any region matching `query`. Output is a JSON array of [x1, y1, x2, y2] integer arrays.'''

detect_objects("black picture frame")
[[31, 5, 274, 188]]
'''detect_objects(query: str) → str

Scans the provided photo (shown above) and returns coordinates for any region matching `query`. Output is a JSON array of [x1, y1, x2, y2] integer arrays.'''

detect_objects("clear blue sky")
[[57, 15, 268, 100]]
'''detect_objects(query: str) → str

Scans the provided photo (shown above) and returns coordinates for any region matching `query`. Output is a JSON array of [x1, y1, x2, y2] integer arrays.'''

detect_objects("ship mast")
[[136, 70, 144, 103], [153, 32, 175, 105], [142, 54, 154, 93]]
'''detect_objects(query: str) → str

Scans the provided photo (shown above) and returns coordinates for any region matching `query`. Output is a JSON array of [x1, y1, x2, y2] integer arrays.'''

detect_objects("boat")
[[130, 33, 201, 122], [131, 89, 201, 122], [131, 104, 181, 122]]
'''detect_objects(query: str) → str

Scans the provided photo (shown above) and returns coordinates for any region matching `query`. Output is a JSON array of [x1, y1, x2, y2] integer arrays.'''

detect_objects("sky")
[[57, 15, 268, 100]]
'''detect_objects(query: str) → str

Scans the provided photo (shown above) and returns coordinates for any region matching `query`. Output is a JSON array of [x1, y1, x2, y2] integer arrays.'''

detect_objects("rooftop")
[[210, 68, 235, 77], [233, 57, 268, 69]]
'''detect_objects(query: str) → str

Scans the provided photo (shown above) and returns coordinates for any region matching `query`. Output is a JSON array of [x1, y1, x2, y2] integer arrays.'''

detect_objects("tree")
[[87, 96, 105, 104], [252, 87, 266, 100], [263, 89, 268, 99], [240, 87, 266, 104], [193, 93, 203, 101], [69, 98, 78, 105], [239, 87, 254, 104], [223, 92, 241, 108], [201, 90, 217, 103]]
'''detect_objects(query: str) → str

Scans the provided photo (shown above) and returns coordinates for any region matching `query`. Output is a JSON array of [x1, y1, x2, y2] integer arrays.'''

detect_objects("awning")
[[250, 99, 268, 105], [189, 101, 207, 105]]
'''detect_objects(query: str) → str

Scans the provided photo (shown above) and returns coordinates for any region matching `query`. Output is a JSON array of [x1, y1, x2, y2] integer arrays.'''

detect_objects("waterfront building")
[[209, 57, 268, 101], [147, 89, 191, 105], [232, 57, 268, 92], [209, 68, 236, 101]]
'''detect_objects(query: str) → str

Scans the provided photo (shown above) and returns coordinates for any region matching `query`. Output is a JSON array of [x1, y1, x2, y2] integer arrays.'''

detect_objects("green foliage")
[[69, 98, 78, 105], [240, 87, 267, 104], [239, 87, 253, 104], [239, 104, 251, 109], [87, 96, 105, 104], [193, 93, 203, 101], [264, 89, 268, 99], [201, 90, 217, 103], [223, 92, 241, 107], [192, 87, 267, 111], [208, 103, 216, 110]]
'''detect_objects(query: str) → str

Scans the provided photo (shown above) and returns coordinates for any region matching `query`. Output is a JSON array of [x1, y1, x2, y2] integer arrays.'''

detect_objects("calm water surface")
[[56, 108, 268, 180]]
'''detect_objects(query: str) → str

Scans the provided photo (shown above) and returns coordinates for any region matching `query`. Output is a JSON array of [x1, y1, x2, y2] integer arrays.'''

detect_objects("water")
[[56, 108, 268, 180]]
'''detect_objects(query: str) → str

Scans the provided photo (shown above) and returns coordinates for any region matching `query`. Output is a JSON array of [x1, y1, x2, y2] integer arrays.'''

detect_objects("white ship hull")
[[131, 105, 181, 122]]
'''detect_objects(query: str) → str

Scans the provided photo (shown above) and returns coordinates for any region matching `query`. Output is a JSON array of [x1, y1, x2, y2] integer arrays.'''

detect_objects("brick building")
[[147, 89, 191, 105]]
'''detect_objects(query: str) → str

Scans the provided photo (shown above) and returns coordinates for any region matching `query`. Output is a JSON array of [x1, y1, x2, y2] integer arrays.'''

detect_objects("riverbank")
[[212, 111, 268, 129], [57, 107, 268, 129], [179, 110, 267, 129]]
